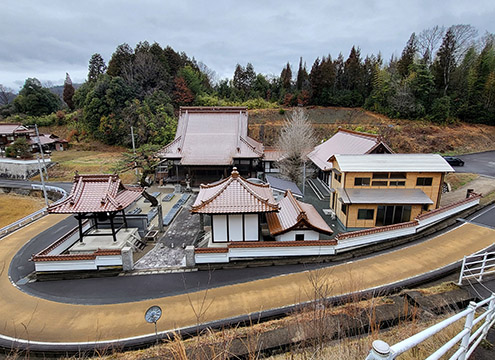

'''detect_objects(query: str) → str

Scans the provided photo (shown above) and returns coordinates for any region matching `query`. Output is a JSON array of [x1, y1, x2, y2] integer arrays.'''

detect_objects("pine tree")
[[296, 57, 308, 91], [433, 29, 456, 96], [63, 73, 75, 110]]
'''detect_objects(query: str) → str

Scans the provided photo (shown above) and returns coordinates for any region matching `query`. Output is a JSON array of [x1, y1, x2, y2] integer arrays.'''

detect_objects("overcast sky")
[[1, 0, 495, 91]]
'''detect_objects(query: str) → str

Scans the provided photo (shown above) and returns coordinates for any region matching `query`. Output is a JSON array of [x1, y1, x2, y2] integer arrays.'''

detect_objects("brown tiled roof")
[[32, 249, 121, 262], [263, 147, 283, 162], [156, 107, 264, 165], [266, 190, 333, 236], [194, 247, 229, 253], [336, 220, 418, 240], [48, 174, 143, 214], [307, 128, 392, 171], [415, 193, 482, 220], [228, 240, 337, 248], [191, 168, 278, 214]]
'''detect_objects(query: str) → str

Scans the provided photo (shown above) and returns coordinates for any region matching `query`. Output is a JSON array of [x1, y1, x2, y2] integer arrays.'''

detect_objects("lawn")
[[0, 193, 46, 228], [43, 149, 137, 184]]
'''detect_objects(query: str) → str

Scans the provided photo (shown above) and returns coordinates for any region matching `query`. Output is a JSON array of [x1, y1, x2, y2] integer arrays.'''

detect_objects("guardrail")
[[0, 184, 67, 239], [458, 247, 495, 285], [366, 293, 495, 360]]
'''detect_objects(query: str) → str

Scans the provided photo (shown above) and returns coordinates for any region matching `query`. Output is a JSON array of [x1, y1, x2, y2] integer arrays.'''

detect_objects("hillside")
[[248, 107, 495, 154]]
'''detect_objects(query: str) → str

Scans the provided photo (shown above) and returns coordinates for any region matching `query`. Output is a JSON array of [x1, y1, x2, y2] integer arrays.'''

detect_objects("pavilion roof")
[[266, 190, 333, 236], [48, 174, 143, 214], [191, 168, 278, 214]]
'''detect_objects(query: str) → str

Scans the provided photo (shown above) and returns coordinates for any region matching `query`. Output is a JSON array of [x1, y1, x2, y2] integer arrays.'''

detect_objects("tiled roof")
[[263, 147, 283, 162], [416, 193, 482, 220], [336, 220, 419, 240], [266, 190, 333, 236], [32, 249, 121, 262], [191, 168, 278, 214], [28, 133, 68, 146], [228, 240, 337, 247], [307, 128, 392, 171], [48, 174, 143, 213], [156, 107, 263, 165], [0, 123, 32, 135]]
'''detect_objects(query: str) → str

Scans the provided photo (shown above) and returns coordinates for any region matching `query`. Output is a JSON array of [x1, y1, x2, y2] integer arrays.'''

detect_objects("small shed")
[[265, 174, 303, 200], [191, 168, 278, 243], [266, 190, 333, 241]]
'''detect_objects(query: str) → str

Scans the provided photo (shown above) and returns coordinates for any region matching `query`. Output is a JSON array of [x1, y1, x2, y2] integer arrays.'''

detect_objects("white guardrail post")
[[482, 293, 495, 339], [458, 301, 476, 360], [458, 255, 467, 285], [365, 340, 393, 360]]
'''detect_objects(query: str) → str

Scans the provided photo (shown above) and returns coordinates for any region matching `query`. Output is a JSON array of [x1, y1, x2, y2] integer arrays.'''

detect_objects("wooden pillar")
[[121, 209, 128, 229], [77, 215, 84, 243], [109, 213, 117, 242]]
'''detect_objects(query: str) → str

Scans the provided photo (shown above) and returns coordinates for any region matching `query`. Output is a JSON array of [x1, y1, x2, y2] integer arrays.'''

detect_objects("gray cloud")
[[1, 0, 494, 90]]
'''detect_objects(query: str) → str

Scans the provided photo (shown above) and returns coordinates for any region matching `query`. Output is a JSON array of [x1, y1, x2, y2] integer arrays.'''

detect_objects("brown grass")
[[248, 107, 495, 154], [445, 173, 479, 191], [0, 193, 46, 228]]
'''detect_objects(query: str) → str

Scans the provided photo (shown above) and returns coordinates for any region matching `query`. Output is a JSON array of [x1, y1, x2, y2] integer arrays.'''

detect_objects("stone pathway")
[[134, 194, 200, 269], [441, 175, 495, 206]]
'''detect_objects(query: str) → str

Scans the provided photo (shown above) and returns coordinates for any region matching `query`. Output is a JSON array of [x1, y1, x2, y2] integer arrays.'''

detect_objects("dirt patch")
[[249, 107, 495, 154], [445, 173, 479, 191], [0, 193, 46, 228]]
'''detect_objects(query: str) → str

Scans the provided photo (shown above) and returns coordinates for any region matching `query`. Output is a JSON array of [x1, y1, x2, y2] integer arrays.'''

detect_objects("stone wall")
[[0, 158, 51, 179]]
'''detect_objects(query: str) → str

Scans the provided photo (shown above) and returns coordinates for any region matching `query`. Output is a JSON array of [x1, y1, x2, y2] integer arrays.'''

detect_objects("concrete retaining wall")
[[0, 158, 51, 179]]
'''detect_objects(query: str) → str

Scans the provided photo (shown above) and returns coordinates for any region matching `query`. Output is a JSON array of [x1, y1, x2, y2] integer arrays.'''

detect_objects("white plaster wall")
[[275, 230, 320, 241], [212, 215, 227, 242], [244, 214, 259, 241], [228, 214, 243, 241]]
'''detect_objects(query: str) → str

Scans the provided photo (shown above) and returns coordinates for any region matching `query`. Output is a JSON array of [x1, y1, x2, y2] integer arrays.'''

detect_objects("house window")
[[416, 177, 433, 186], [422, 204, 430, 211], [372, 173, 389, 179], [354, 177, 370, 186], [334, 172, 341, 183], [341, 203, 347, 215], [389, 172, 407, 179], [295, 234, 305, 241], [389, 181, 406, 186], [372, 181, 388, 186], [358, 209, 374, 220]]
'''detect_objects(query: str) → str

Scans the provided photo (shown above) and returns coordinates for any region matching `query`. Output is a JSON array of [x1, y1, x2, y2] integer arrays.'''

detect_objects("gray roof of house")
[[334, 154, 454, 173], [265, 175, 303, 197], [340, 188, 434, 205]]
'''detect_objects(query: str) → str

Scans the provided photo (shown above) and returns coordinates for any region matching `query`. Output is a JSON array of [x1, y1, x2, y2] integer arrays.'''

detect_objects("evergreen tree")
[[280, 62, 292, 90], [107, 43, 134, 77], [397, 33, 417, 78], [433, 29, 456, 96], [88, 53, 107, 82], [296, 57, 308, 91], [63, 73, 75, 110]]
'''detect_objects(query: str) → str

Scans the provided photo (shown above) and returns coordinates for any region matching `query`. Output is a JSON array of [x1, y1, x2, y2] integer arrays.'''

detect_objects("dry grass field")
[[0, 193, 46, 228]]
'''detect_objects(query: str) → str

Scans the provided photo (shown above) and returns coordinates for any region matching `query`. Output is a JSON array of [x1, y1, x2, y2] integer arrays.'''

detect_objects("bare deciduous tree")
[[417, 25, 445, 65], [450, 24, 478, 63], [277, 108, 317, 184], [0, 84, 14, 106]]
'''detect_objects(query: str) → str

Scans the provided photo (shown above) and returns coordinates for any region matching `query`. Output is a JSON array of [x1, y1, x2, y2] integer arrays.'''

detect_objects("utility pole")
[[36, 154, 49, 207], [34, 124, 49, 179], [302, 160, 306, 197], [131, 126, 138, 177]]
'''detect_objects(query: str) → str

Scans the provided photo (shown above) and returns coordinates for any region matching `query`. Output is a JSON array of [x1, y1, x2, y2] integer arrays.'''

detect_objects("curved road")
[[0, 206, 494, 349]]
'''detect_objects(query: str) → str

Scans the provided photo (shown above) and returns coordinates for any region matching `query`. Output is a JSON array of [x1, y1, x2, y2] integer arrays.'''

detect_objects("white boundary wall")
[[195, 195, 481, 264]]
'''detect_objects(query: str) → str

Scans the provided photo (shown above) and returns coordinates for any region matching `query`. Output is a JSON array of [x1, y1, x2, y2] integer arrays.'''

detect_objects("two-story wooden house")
[[329, 154, 454, 230]]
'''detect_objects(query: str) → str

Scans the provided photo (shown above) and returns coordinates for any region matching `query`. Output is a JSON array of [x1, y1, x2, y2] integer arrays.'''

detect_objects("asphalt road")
[[455, 151, 495, 177], [9, 204, 495, 305]]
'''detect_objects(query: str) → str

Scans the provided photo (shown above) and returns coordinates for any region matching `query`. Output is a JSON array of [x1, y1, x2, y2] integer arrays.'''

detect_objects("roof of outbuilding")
[[48, 174, 143, 213], [332, 154, 454, 173], [340, 188, 434, 205], [0, 123, 32, 135], [266, 190, 333, 236], [265, 174, 303, 198], [191, 168, 278, 214], [156, 107, 263, 165], [307, 128, 393, 171]]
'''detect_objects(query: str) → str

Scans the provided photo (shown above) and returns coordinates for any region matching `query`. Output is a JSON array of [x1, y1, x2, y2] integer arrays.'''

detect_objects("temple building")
[[307, 128, 393, 185], [156, 107, 264, 185]]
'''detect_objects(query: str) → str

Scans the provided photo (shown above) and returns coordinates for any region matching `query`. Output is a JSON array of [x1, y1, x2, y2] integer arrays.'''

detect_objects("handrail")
[[366, 293, 495, 360], [458, 246, 495, 285], [0, 184, 67, 238]]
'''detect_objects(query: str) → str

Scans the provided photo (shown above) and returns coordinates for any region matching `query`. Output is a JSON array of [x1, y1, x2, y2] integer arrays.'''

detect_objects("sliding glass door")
[[375, 205, 412, 226]]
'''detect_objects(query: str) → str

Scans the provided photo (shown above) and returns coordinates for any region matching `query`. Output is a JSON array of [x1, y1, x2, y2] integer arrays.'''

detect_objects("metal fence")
[[0, 184, 67, 239], [366, 293, 495, 360], [458, 247, 495, 285]]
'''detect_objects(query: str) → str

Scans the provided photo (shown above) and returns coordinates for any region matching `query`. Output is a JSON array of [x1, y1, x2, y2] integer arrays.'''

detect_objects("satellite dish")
[[145, 305, 162, 324]]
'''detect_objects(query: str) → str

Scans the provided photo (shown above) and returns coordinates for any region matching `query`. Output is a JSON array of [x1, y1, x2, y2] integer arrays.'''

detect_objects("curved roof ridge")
[[239, 136, 264, 156], [192, 177, 234, 210], [237, 176, 278, 209]]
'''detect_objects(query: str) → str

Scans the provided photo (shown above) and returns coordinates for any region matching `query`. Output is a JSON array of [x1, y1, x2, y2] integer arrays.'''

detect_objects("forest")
[[0, 24, 494, 148]]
